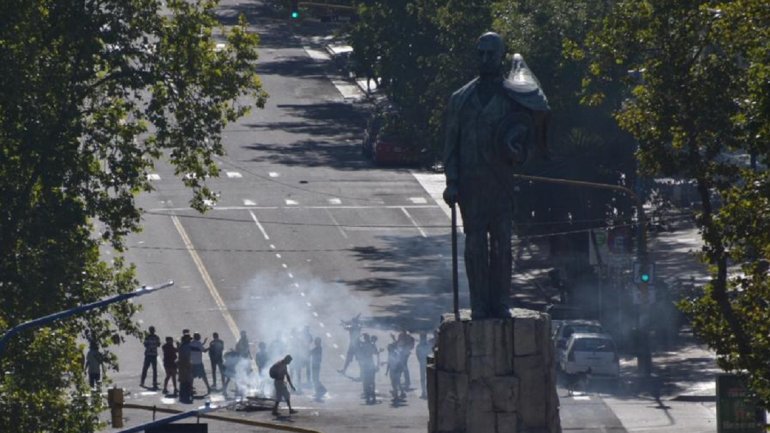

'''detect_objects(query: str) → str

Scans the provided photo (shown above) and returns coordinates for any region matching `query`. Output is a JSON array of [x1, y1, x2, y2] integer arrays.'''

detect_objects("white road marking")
[[306, 302, 312, 307], [147, 173, 161, 181], [312, 312, 318, 317], [409, 197, 428, 204], [401, 207, 428, 238], [171, 215, 240, 339], [269, 172, 279, 178], [226, 171, 242, 178], [243, 199, 256, 206], [326, 333, 332, 338], [282, 263, 288, 268], [276, 253, 282, 258], [248, 211, 270, 240], [300, 292, 306, 297], [572, 395, 591, 400], [293, 283, 300, 288], [339, 354, 345, 359], [328, 198, 342, 205], [319, 322, 325, 328], [285, 199, 298, 205], [325, 208, 348, 239], [149, 204, 436, 212], [333, 344, 339, 349], [288, 272, 294, 279]]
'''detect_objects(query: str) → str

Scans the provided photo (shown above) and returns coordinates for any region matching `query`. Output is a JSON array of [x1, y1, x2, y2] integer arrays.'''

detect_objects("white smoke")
[[225, 272, 375, 400]]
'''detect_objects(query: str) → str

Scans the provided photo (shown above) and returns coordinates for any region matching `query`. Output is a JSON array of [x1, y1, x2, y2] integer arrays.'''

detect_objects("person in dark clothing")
[[208, 332, 225, 389], [235, 330, 251, 360], [385, 342, 405, 401], [358, 334, 378, 404], [255, 342, 269, 376], [178, 334, 193, 403], [141, 326, 161, 389], [270, 355, 297, 416], [396, 330, 415, 390], [84, 342, 104, 389], [162, 336, 178, 395], [415, 332, 433, 399], [338, 314, 362, 376]]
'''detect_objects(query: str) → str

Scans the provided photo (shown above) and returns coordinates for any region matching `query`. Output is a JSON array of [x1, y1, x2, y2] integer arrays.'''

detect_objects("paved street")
[[102, 2, 720, 432]]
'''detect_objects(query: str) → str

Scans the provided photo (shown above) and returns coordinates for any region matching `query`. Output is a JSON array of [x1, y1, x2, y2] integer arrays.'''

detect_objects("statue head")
[[476, 32, 505, 79]]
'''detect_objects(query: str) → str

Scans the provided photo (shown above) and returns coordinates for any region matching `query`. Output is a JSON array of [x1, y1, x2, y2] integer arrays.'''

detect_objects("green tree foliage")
[[580, 0, 770, 406], [350, 0, 637, 271], [0, 0, 267, 430]]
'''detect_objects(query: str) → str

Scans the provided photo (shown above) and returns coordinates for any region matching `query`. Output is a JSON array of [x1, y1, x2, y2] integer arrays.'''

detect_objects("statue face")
[[477, 34, 504, 77]]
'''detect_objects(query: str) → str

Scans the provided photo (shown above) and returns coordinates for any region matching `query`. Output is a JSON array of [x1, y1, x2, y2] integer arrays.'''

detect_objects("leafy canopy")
[[581, 0, 770, 407], [0, 0, 266, 431]]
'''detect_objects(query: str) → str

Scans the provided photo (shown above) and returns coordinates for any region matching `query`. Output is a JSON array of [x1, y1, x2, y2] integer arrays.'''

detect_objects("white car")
[[559, 332, 620, 377], [552, 319, 604, 363]]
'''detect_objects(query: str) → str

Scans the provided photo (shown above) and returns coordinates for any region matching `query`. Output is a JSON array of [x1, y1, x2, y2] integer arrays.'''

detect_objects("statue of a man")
[[443, 32, 549, 319]]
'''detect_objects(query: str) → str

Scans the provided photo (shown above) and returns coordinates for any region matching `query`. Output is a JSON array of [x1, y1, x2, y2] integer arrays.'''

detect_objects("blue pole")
[[0, 281, 173, 357]]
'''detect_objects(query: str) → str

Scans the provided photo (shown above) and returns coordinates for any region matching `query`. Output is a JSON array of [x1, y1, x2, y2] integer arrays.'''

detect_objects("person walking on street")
[[415, 332, 432, 399], [269, 355, 298, 416], [190, 332, 211, 394], [162, 336, 178, 396], [338, 314, 362, 376], [208, 332, 225, 389], [141, 326, 161, 389], [84, 342, 104, 389]]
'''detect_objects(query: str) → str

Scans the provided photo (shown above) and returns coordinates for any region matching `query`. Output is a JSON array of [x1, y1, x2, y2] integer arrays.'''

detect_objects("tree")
[[580, 0, 770, 407], [0, 0, 267, 430]]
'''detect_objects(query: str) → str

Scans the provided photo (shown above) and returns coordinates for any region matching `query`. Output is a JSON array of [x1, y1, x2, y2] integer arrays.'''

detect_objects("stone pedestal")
[[427, 309, 560, 433]]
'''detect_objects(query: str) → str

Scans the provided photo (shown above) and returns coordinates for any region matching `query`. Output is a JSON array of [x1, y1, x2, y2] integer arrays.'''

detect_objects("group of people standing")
[[338, 315, 435, 404], [139, 325, 324, 414]]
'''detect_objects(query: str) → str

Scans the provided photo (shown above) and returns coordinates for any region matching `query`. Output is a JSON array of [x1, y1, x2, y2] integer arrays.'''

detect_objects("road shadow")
[[243, 102, 370, 170]]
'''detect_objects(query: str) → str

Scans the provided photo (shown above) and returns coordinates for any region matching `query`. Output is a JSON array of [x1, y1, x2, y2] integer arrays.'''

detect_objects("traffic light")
[[290, 0, 300, 19], [633, 260, 654, 284]]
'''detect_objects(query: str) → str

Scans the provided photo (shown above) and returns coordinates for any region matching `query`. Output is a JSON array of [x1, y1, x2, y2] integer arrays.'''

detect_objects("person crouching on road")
[[269, 355, 298, 416]]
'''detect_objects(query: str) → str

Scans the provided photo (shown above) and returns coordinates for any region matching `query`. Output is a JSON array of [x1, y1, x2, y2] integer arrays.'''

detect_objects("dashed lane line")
[[149, 204, 437, 212], [401, 207, 428, 238], [248, 210, 270, 241], [171, 215, 240, 340]]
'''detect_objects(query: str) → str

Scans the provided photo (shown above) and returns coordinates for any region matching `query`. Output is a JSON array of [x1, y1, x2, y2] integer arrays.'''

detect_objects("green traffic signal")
[[291, 10, 299, 19], [641, 273, 650, 283]]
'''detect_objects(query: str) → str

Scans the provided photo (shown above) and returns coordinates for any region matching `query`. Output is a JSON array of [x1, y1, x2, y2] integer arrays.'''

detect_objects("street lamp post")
[[0, 281, 174, 358]]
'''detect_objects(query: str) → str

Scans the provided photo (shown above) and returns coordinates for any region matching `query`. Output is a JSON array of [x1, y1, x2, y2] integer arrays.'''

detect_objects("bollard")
[[107, 387, 124, 428]]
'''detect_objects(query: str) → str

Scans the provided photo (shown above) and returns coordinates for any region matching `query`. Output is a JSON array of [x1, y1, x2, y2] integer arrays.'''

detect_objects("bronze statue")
[[443, 32, 549, 319]]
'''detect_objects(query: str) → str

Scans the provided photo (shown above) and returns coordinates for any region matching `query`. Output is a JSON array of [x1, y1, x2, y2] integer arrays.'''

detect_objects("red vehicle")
[[361, 104, 425, 166]]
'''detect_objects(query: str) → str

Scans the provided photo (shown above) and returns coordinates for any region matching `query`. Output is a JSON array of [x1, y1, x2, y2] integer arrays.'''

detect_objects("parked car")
[[552, 319, 604, 365], [361, 103, 425, 166], [559, 332, 620, 378]]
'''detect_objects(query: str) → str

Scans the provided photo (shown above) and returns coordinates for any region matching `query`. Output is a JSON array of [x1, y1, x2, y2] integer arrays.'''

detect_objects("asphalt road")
[[104, 2, 629, 432]]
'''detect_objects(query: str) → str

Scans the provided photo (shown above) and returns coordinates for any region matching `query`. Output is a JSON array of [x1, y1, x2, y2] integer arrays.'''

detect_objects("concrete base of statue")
[[427, 308, 561, 433]]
